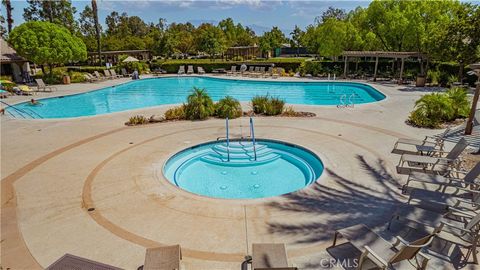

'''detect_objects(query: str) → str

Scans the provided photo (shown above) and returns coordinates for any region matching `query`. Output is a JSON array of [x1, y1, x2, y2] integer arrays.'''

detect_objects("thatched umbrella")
[[122, 56, 139, 63]]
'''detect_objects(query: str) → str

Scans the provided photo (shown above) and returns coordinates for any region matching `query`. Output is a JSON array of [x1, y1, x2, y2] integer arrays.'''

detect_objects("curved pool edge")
[[5, 75, 388, 121], [160, 138, 325, 201]]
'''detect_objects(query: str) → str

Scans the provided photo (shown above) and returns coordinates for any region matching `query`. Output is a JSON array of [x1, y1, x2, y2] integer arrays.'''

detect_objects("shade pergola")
[[342, 51, 427, 83]]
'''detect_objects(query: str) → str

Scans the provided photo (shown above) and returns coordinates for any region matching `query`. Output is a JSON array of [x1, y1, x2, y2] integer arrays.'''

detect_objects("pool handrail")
[[0, 100, 43, 119], [226, 117, 230, 162], [250, 117, 257, 161]]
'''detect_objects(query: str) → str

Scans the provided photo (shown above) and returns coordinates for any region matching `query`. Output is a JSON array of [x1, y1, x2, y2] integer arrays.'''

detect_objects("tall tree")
[[259, 27, 287, 58], [290, 25, 304, 55], [0, 15, 6, 38], [92, 0, 101, 66], [23, 0, 77, 33], [195, 23, 227, 59], [2, 0, 13, 33], [315, 7, 347, 24]]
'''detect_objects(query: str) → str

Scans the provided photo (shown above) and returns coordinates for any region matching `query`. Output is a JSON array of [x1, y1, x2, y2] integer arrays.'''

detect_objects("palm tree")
[[185, 87, 214, 120], [2, 0, 13, 33], [91, 0, 101, 66]]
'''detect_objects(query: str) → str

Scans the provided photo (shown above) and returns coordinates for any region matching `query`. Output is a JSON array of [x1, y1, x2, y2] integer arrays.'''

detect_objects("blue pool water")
[[9, 76, 385, 119], [163, 139, 324, 199]]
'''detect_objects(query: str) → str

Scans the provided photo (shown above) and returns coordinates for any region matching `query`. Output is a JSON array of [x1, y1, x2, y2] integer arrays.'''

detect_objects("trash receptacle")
[[63, 75, 71, 84]]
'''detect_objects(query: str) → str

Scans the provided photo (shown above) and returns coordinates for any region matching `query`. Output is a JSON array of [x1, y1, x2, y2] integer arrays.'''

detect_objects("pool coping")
[[5, 75, 389, 121], [159, 138, 327, 203]]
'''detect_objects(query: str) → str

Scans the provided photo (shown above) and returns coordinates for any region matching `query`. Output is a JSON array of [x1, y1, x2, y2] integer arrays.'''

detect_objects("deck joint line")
[[244, 205, 249, 256]]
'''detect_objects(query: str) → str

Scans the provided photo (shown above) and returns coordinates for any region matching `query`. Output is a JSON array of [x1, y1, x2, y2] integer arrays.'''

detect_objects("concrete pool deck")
[[0, 75, 469, 269]]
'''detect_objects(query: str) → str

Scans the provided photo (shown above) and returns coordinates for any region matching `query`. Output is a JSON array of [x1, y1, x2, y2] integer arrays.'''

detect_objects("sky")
[[2, 0, 479, 35], [2, 0, 372, 34]]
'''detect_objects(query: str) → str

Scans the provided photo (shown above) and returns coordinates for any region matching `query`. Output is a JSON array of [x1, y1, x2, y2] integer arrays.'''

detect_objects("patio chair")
[[46, 253, 121, 270], [227, 66, 237, 76], [94, 71, 106, 81], [259, 67, 266, 77], [389, 205, 480, 264], [331, 224, 436, 270], [110, 69, 122, 79], [83, 74, 97, 83], [251, 243, 297, 270], [121, 68, 131, 77], [403, 162, 480, 192], [187, 65, 194, 74], [178, 65, 185, 75], [103, 69, 114, 79], [17, 85, 36, 95], [244, 66, 255, 77], [197, 66, 206, 75], [35, 78, 57, 92], [396, 138, 468, 175], [141, 245, 182, 270], [392, 128, 451, 155]]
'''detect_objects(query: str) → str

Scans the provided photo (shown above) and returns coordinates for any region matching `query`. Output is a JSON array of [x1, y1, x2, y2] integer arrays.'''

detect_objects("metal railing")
[[226, 117, 230, 161], [249, 117, 257, 161], [0, 100, 43, 119]]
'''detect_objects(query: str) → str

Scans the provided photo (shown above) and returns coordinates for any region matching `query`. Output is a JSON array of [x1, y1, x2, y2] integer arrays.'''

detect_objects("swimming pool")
[[8, 76, 385, 119], [163, 139, 324, 199]]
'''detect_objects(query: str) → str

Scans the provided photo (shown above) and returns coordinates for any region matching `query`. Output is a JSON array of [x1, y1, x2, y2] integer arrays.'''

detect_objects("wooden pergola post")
[[373, 56, 379, 82], [465, 63, 480, 135], [399, 57, 405, 84], [343, 56, 348, 79]]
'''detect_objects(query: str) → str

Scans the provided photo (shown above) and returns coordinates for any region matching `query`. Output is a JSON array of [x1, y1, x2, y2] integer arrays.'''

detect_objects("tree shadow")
[[267, 154, 404, 245]]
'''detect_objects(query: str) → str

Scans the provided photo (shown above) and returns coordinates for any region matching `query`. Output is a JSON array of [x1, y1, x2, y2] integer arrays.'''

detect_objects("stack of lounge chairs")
[[328, 130, 480, 268]]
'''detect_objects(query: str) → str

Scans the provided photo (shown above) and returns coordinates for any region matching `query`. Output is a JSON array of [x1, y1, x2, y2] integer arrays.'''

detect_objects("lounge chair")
[[110, 69, 122, 79], [187, 65, 194, 74], [251, 243, 297, 270], [403, 161, 480, 192], [94, 71, 106, 81], [227, 66, 237, 76], [103, 69, 114, 79], [389, 205, 480, 264], [331, 223, 436, 269], [17, 85, 36, 95], [244, 66, 255, 77], [178, 66, 185, 75], [35, 78, 57, 92], [197, 67, 205, 75], [46, 253, 121, 270], [392, 128, 451, 155], [141, 245, 182, 270], [83, 74, 96, 83], [396, 138, 468, 175], [121, 68, 131, 77]]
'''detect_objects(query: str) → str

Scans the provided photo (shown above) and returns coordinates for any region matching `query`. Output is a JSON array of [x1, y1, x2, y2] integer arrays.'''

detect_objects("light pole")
[[465, 63, 480, 135]]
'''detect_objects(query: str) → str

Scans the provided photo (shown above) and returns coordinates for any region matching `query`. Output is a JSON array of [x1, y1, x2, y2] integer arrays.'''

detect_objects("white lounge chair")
[[396, 138, 469, 175], [197, 66, 205, 75], [227, 66, 237, 76], [178, 66, 185, 75], [35, 78, 57, 92], [392, 128, 451, 155], [187, 65, 194, 74]]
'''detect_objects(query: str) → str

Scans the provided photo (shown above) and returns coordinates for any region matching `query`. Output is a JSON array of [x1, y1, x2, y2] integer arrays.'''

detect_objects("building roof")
[[343, 51, 426, 59], [0, 38, 26, 63], [87, 50, 150, 55]]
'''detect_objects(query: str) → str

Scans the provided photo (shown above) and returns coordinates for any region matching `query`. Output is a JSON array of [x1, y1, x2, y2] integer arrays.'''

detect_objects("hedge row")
[[150, 59, 305, 73]]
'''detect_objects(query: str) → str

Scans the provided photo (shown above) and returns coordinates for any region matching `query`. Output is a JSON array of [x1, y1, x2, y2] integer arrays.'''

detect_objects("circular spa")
[[163, 139, 324, 199]]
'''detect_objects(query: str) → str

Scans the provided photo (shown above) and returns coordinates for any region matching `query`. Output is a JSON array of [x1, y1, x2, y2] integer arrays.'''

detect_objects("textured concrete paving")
[[1, 76, 468, 269]]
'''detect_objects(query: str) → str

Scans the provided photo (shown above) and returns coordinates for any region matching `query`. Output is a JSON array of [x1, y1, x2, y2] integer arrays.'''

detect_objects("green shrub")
[[185, 87, 215, 120], [251, 95, 285, 116], [215, 96, 242, 119], [264, 97, 285, 116], [446, 87, 470, 118], [66, 66, 106, 73], [427, 69, 440, 85], [251, 95, 269, 114], [299, 61, 322, 76], [282, 106, 297, 116], [408, 88, 470, 128], [447, 74, 459, 87], [68, 71, 86, 83], [164, 105, 186, 120], [125, 115, 149, 126]]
